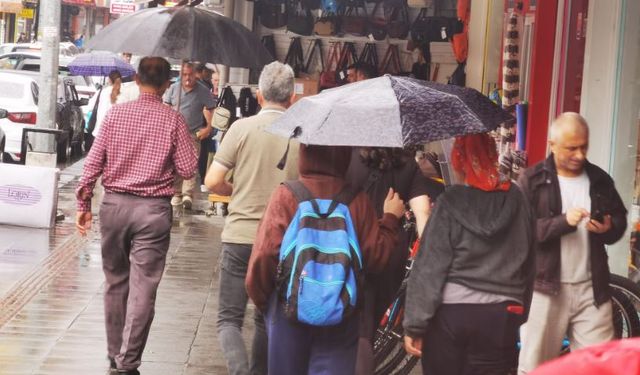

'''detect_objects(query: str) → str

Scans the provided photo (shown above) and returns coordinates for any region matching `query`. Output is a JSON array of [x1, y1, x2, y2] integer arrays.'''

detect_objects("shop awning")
[[0, 0, 22, 13]]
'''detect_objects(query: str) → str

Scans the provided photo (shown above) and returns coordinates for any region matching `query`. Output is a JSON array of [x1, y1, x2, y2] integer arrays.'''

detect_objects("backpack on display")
[[276, 180, 363, 326]]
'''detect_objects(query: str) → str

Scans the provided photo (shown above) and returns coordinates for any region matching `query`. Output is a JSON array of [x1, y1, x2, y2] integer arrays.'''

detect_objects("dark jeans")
[[421, 302, 522, 375], [199, 137, 213, 184], [265, 294, 359, 375], [216, 243, 267, 375]]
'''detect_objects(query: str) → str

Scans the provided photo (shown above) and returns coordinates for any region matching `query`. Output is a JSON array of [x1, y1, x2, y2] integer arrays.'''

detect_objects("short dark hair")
[[137, 56, 171, 89], [348, 62, 378, 79]]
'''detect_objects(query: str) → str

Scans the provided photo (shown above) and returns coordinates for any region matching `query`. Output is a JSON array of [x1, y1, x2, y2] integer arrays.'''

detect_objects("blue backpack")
[[276, 180, 363, 326]]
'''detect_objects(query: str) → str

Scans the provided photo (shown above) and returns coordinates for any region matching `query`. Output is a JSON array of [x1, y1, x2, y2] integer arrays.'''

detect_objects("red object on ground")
[[529, 338, 640, 375]]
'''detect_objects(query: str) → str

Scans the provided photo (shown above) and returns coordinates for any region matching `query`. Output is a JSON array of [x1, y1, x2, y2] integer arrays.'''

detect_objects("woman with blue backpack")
[[246, 144, 405, 375]]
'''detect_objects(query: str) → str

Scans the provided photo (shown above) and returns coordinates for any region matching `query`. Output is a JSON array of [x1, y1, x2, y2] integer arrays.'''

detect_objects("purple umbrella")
[[67, 51, 136, 77]]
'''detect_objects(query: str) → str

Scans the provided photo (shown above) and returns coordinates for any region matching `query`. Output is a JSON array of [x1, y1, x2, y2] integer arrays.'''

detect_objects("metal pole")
[[219, 0, 235, 88], [34, 0, 61, 153]]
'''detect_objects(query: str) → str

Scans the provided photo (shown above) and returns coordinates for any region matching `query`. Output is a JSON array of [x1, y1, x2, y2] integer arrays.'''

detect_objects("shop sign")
[[0, 0, 22, 14], [20, 8, 33, 18], [62, 0, 96, 6], [110, 0, 136, 14]]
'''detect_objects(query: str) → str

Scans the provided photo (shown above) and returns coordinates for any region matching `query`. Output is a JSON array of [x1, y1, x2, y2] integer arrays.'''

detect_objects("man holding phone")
[[516, 112, 628, 374]]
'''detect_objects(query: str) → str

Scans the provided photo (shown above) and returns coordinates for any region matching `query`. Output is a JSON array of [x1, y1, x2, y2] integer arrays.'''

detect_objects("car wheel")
[[56, 137, 70, 163], [0, 138, 5, 163], [72, 129, 84, 157]]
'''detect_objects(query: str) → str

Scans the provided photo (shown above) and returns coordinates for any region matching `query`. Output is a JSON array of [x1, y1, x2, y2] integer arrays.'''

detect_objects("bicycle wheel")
[[609, 275, 640, 337]]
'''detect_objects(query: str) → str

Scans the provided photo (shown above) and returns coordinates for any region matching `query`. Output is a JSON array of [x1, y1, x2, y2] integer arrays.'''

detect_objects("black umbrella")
[[268, 75, 515, 147], [85, 5, 274, 69]]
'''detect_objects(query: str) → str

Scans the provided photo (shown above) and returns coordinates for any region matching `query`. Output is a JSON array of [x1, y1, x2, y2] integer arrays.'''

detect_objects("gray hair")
[[549, 112, 589, 142], [258, 61, 295, 104]]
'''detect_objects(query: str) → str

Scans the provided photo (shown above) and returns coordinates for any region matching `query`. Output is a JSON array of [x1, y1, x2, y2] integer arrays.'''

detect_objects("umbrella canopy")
[[268, 75, 515, 147], [85, 5, 274, 69], [67, 51, 136, 77]]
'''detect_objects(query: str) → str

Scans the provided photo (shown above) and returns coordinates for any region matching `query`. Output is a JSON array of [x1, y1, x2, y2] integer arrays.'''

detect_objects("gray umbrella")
[[268, 75, 515, 147], [85, 5, 274, 69]]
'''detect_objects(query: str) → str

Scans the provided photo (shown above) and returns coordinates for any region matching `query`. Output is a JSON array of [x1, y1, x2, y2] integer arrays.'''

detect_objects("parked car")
[[0, 52, 98, 99], [0, 70, 87, 162], [0, 42, 80, 56]]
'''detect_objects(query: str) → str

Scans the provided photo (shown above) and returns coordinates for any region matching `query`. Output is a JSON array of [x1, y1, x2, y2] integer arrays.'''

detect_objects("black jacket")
[[517, 155, 627, 306], [403, 184, 534, 338]]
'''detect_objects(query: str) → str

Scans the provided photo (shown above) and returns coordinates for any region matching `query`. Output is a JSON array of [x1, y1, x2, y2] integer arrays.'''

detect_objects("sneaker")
[[170, 196, 182, 206], [200, 184, 209, 193], [182, 195, 193, 210]]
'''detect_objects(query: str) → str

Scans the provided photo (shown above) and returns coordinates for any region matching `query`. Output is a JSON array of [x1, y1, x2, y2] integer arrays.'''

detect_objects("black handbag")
[[287, 1, 314, 36], [386, 5, 409, 39], [261, 34, 277, 60], [284, 37, 306, 76], [367, 2, 387, 41], [259, 0, 287, 29], [359, 43, 379, 72], [335, 41, 358, 84], [340, 4, 368, 36]]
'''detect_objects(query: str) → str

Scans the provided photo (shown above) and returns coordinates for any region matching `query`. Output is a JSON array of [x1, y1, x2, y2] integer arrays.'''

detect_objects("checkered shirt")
[[76, 92, 198, 212]]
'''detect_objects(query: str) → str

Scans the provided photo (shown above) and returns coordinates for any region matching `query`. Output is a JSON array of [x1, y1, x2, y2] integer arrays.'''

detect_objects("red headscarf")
[[450, 133, 511, 192]]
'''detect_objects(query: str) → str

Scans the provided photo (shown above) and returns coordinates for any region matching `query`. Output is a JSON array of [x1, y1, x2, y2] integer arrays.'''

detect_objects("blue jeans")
[[265, 294, 359, 375], [217, 243, 267, 375]]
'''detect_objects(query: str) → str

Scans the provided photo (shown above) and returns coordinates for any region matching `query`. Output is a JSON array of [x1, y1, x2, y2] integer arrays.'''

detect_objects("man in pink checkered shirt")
[[75, 57, 197, 375]]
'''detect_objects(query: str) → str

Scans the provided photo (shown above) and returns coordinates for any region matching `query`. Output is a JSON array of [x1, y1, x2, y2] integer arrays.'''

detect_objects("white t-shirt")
[[558, 172, 592, 283]]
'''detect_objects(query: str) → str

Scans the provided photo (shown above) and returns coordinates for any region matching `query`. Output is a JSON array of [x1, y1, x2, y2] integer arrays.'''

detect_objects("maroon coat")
[[246, 145, 401, 313]]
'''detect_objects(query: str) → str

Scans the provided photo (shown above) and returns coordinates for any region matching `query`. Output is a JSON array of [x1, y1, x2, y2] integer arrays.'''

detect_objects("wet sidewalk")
[[0, 159, 258, 375]]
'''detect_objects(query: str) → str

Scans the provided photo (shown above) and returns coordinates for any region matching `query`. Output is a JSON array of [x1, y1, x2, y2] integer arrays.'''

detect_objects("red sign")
[[110, 2, 136, 14]]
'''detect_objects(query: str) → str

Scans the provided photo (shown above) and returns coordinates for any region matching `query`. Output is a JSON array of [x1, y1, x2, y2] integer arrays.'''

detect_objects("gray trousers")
[[217, 243, 268, 375], [99, 192, 172, 371]]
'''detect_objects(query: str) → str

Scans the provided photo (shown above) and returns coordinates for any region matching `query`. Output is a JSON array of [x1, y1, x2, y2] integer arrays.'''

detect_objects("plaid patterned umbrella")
[[68, 51, 136, 77]]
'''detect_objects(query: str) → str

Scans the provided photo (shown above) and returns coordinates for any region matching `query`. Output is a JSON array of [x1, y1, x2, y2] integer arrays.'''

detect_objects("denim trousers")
[[217, 243, 268, 375]]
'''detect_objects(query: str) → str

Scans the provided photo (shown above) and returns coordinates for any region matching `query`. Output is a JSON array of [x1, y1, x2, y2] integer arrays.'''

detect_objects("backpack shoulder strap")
[[329, 183, 360, 213], [283, 180, 314, 203]]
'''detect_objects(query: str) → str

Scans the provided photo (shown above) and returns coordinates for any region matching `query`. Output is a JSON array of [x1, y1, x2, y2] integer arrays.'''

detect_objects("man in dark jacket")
[[517, 112, 628, 374]]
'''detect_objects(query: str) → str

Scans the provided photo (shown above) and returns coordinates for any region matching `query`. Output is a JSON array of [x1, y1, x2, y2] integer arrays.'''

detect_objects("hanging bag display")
[[340, 3, 369, 36], [379, 44, 402, 75], [335, 41, 358, 84], [287, 1, 315, 36], [303, 38, 325, 74], [367, 2, 388, 41], [258, 0, 287, 29], [284, 37, 306, 76], [261, 34, 277, 60], [319, 41, 342, 89], [386, 4, 410, 39], [314, 10, 338, 36], [359, 43, 379, 70]]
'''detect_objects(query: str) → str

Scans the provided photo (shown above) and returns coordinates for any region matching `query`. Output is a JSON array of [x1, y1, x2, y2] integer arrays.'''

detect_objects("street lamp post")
[[33, 0, 61, 161]]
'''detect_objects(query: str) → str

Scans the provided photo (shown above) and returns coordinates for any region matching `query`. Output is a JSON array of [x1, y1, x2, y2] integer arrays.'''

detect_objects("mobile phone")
[[591, 211, 604, 222]]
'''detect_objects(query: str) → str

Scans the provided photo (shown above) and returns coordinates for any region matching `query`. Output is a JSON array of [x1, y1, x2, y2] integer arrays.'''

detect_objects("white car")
[[0, 70, 86, 162], [0, 42, 80, 56]]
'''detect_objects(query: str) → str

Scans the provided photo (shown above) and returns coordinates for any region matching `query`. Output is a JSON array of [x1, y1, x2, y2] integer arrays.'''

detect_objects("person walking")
[[85, 70, 122, 151], [75, 57, 198, 375], [246, 144, 405, 375], [403, 133, 535, 375], [204, 61, 299, 375], [164, 61, 216, 209], [517, 112, 628, 374], [346, 147, 431, 375]]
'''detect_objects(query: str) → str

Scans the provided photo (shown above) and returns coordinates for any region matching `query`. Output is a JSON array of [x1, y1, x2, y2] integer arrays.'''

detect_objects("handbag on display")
[[407, 0, 432, 8], [340, 4, 368, 36], [314, 11, 338, 36], [302, 0, 322, 9], [319, 42, 342, 89], [367, 2, 387, 41], [379, 44, 402, 75], [284, 37, 306, 76], [287, 1, 315, 36], [258, 0, 287, 29], [303, 38, 325, 74], [335, 41, 358, 84], [411, 47, 430, 80], [386, 5, 410, 39], [261, 34, 277, 60], [359, 43, 379, 70]]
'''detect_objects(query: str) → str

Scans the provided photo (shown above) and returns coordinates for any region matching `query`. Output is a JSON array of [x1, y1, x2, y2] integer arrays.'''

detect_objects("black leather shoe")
[[108, 357, 116, 370], [117, 370, 140, 375]]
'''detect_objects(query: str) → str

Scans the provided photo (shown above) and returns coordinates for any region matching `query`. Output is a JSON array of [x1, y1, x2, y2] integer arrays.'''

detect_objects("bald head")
[[549, 112, 589, 143], [549, 112, 589, 177]]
